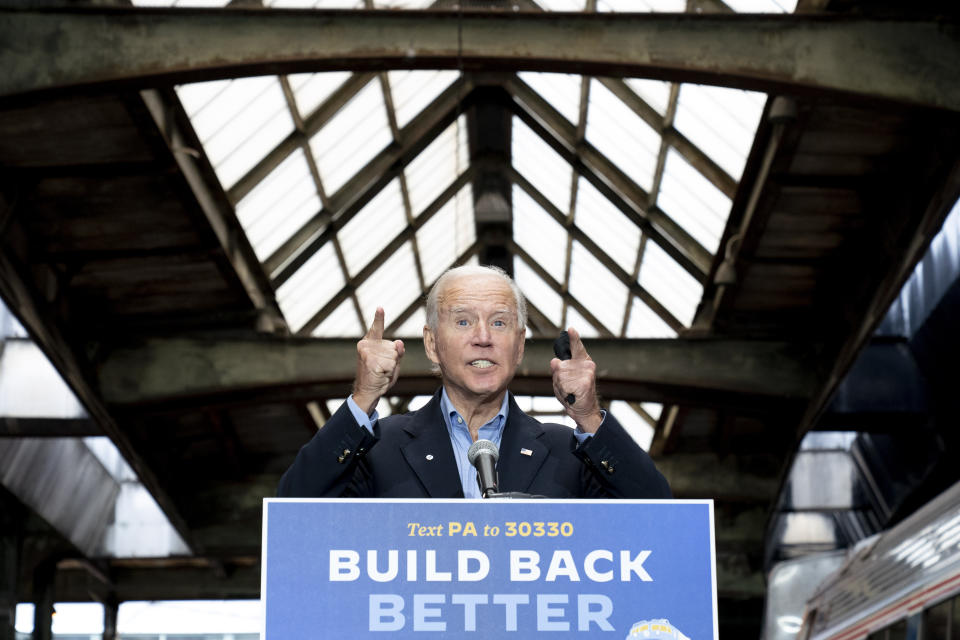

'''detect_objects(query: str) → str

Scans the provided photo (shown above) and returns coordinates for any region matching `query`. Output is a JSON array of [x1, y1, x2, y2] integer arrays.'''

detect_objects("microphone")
[[553, 330, 576, 405], [467, 439, 499, 498]]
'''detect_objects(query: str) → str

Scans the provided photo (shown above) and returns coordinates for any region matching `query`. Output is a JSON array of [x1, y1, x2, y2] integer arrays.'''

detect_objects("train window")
[[867, 618, 908, 640], [923, 593, 960, 640]]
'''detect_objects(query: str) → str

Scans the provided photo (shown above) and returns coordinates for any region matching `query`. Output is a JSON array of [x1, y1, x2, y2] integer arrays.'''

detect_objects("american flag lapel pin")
[[520, 448, 533, 456]]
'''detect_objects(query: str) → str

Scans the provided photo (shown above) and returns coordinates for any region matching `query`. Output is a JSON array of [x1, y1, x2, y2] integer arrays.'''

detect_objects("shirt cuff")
[[347, 395, 379, 435], [573, 409, 606, 445]]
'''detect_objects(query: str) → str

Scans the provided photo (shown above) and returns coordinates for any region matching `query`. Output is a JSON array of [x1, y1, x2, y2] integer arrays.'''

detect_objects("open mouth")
[[469, 360, 494, 369]]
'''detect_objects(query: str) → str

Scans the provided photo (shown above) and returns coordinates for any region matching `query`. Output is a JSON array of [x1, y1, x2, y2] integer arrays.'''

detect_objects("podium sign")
[[262, 499, 717, 639]]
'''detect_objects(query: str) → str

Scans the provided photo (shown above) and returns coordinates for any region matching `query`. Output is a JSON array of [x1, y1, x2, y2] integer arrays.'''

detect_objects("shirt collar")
[[439, 387, 510, 435]]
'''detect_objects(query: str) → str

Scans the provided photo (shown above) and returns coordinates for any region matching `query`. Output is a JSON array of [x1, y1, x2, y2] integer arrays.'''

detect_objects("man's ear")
[[515, 328, 526, 367], [423, 325, 439, 364]]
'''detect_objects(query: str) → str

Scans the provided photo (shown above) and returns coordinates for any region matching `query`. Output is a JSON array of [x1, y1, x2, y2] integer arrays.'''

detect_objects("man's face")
[[424, 274, 526, 403]]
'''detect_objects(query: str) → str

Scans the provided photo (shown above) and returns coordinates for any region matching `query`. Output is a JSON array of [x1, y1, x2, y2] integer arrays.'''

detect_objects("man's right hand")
[[352, 307, 405, 415]]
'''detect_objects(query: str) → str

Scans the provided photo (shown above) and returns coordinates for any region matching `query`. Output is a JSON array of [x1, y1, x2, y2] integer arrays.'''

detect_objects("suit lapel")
[[399, 393, 464, 498], [497, 395, 549, 493]]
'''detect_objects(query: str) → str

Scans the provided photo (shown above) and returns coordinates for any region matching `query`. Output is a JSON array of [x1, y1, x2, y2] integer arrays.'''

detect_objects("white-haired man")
[[279, 265, 670, 499]]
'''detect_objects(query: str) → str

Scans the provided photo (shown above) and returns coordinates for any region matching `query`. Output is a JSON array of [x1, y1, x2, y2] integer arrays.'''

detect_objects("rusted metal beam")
[[95, 335, 817, 407], [2, 8, 958, 112]]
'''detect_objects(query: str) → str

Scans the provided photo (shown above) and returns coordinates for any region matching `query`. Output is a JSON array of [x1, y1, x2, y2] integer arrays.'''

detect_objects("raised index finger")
[[365, 307, 385, 340], [567, 327, 590, 360]]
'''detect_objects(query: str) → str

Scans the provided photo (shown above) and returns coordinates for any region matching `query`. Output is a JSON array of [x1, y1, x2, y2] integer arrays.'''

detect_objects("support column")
[[102, 596, 118, 640], [0, 497, 23, 640], [31, 560, 55, 640]]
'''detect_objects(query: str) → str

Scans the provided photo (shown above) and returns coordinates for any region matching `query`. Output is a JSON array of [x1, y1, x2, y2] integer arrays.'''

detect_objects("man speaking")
[[278, 265, 670, 499]]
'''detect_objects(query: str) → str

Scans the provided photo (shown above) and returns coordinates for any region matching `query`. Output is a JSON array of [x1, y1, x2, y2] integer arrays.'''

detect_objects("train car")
[[800, 479, 960, 640]]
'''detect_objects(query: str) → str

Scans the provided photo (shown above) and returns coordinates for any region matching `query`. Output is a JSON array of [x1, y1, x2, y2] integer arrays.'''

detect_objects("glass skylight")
[[609, 400, 656, 450], [574, 176, 640, 273], [355, 241, 421, 323], [674, 84, 766, 181], [267, 0, 363, 7], [658, 148, 732, 254], [288, 71, 352, 119], [337, 178, 405, 277], [638, 239, 704, 326], [513, 116, 573, 214], [568, 241, 629, 335], [177, 76, 294, 190], [586, 80, 661, 193], [513, 186, 568, 283], [312, 298, 363, 337], [310, 78, 391, 195], [406, 116, 469, 217], [416, 184, 475, 286], [722, 0, 798, 12], [395, 307, 428, 339], [275, 241, 344, 333], [598, 0, 685, 11], [518, 72, 582, 127], [565, 305, 601, 338], [625, 295, 677, 338], [389, 70, 459, 130], [535, 0, 587, 10], [625, 78, 672, 117], [234, 148, 320, 261], [514, 258, 564, 329]]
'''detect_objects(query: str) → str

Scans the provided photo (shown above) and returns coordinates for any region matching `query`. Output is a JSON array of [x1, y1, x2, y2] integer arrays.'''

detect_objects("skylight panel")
[[288, 72, 352, 119], [586, 80, 661, 193], [235, 149, 320, 262], [536, 0, 586, 10], [625, 295, 677, 338], [642, 402, 663, 421], [337, 178, 406, 277], [514, 259, 563, 330], [597, 0, 685, 11], [574, 177, 640, 272], [375, 0, 435, 6], [638, 239, 703, 326], [389, 70, 459, 130], [658, 149, 732, 254], [133, 0, 229, 5], [565, 306, 600, 339], [394, 307, 427, 339], [513, 186, 568, 283], [178, 76, 294, 190], [356, 242, 421, 324], [625, 78, 672, 117], [723, 0, 797, 12], [513, 116, 573, 214], [267, 0, 363, 7], [176, 80, 231, 117], [312, 299, 363, 338], [275, 242, 344, 333], [416, 185, 475, 286], [518, 72, 582, 127], [568, 242, 629, 334], [310, 79, 391, 196], [674, 84, 766, 180], [406, 116, 469, 217], [609, 401, 655, 450]]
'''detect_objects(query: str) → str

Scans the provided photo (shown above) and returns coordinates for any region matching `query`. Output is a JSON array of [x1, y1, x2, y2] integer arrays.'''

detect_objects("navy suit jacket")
[[278, 390, 671, 499]]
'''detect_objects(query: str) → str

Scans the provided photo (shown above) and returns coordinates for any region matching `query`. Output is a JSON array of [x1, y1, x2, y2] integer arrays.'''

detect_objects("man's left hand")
[[550, 327, 603, 433]]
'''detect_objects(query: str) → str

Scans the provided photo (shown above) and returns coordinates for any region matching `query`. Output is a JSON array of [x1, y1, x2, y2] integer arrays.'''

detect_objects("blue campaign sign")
[[262, 499, 716, 639]]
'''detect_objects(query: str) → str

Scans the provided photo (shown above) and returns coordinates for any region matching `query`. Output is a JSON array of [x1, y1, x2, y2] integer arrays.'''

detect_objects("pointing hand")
[[353, 308, 405, 415]]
